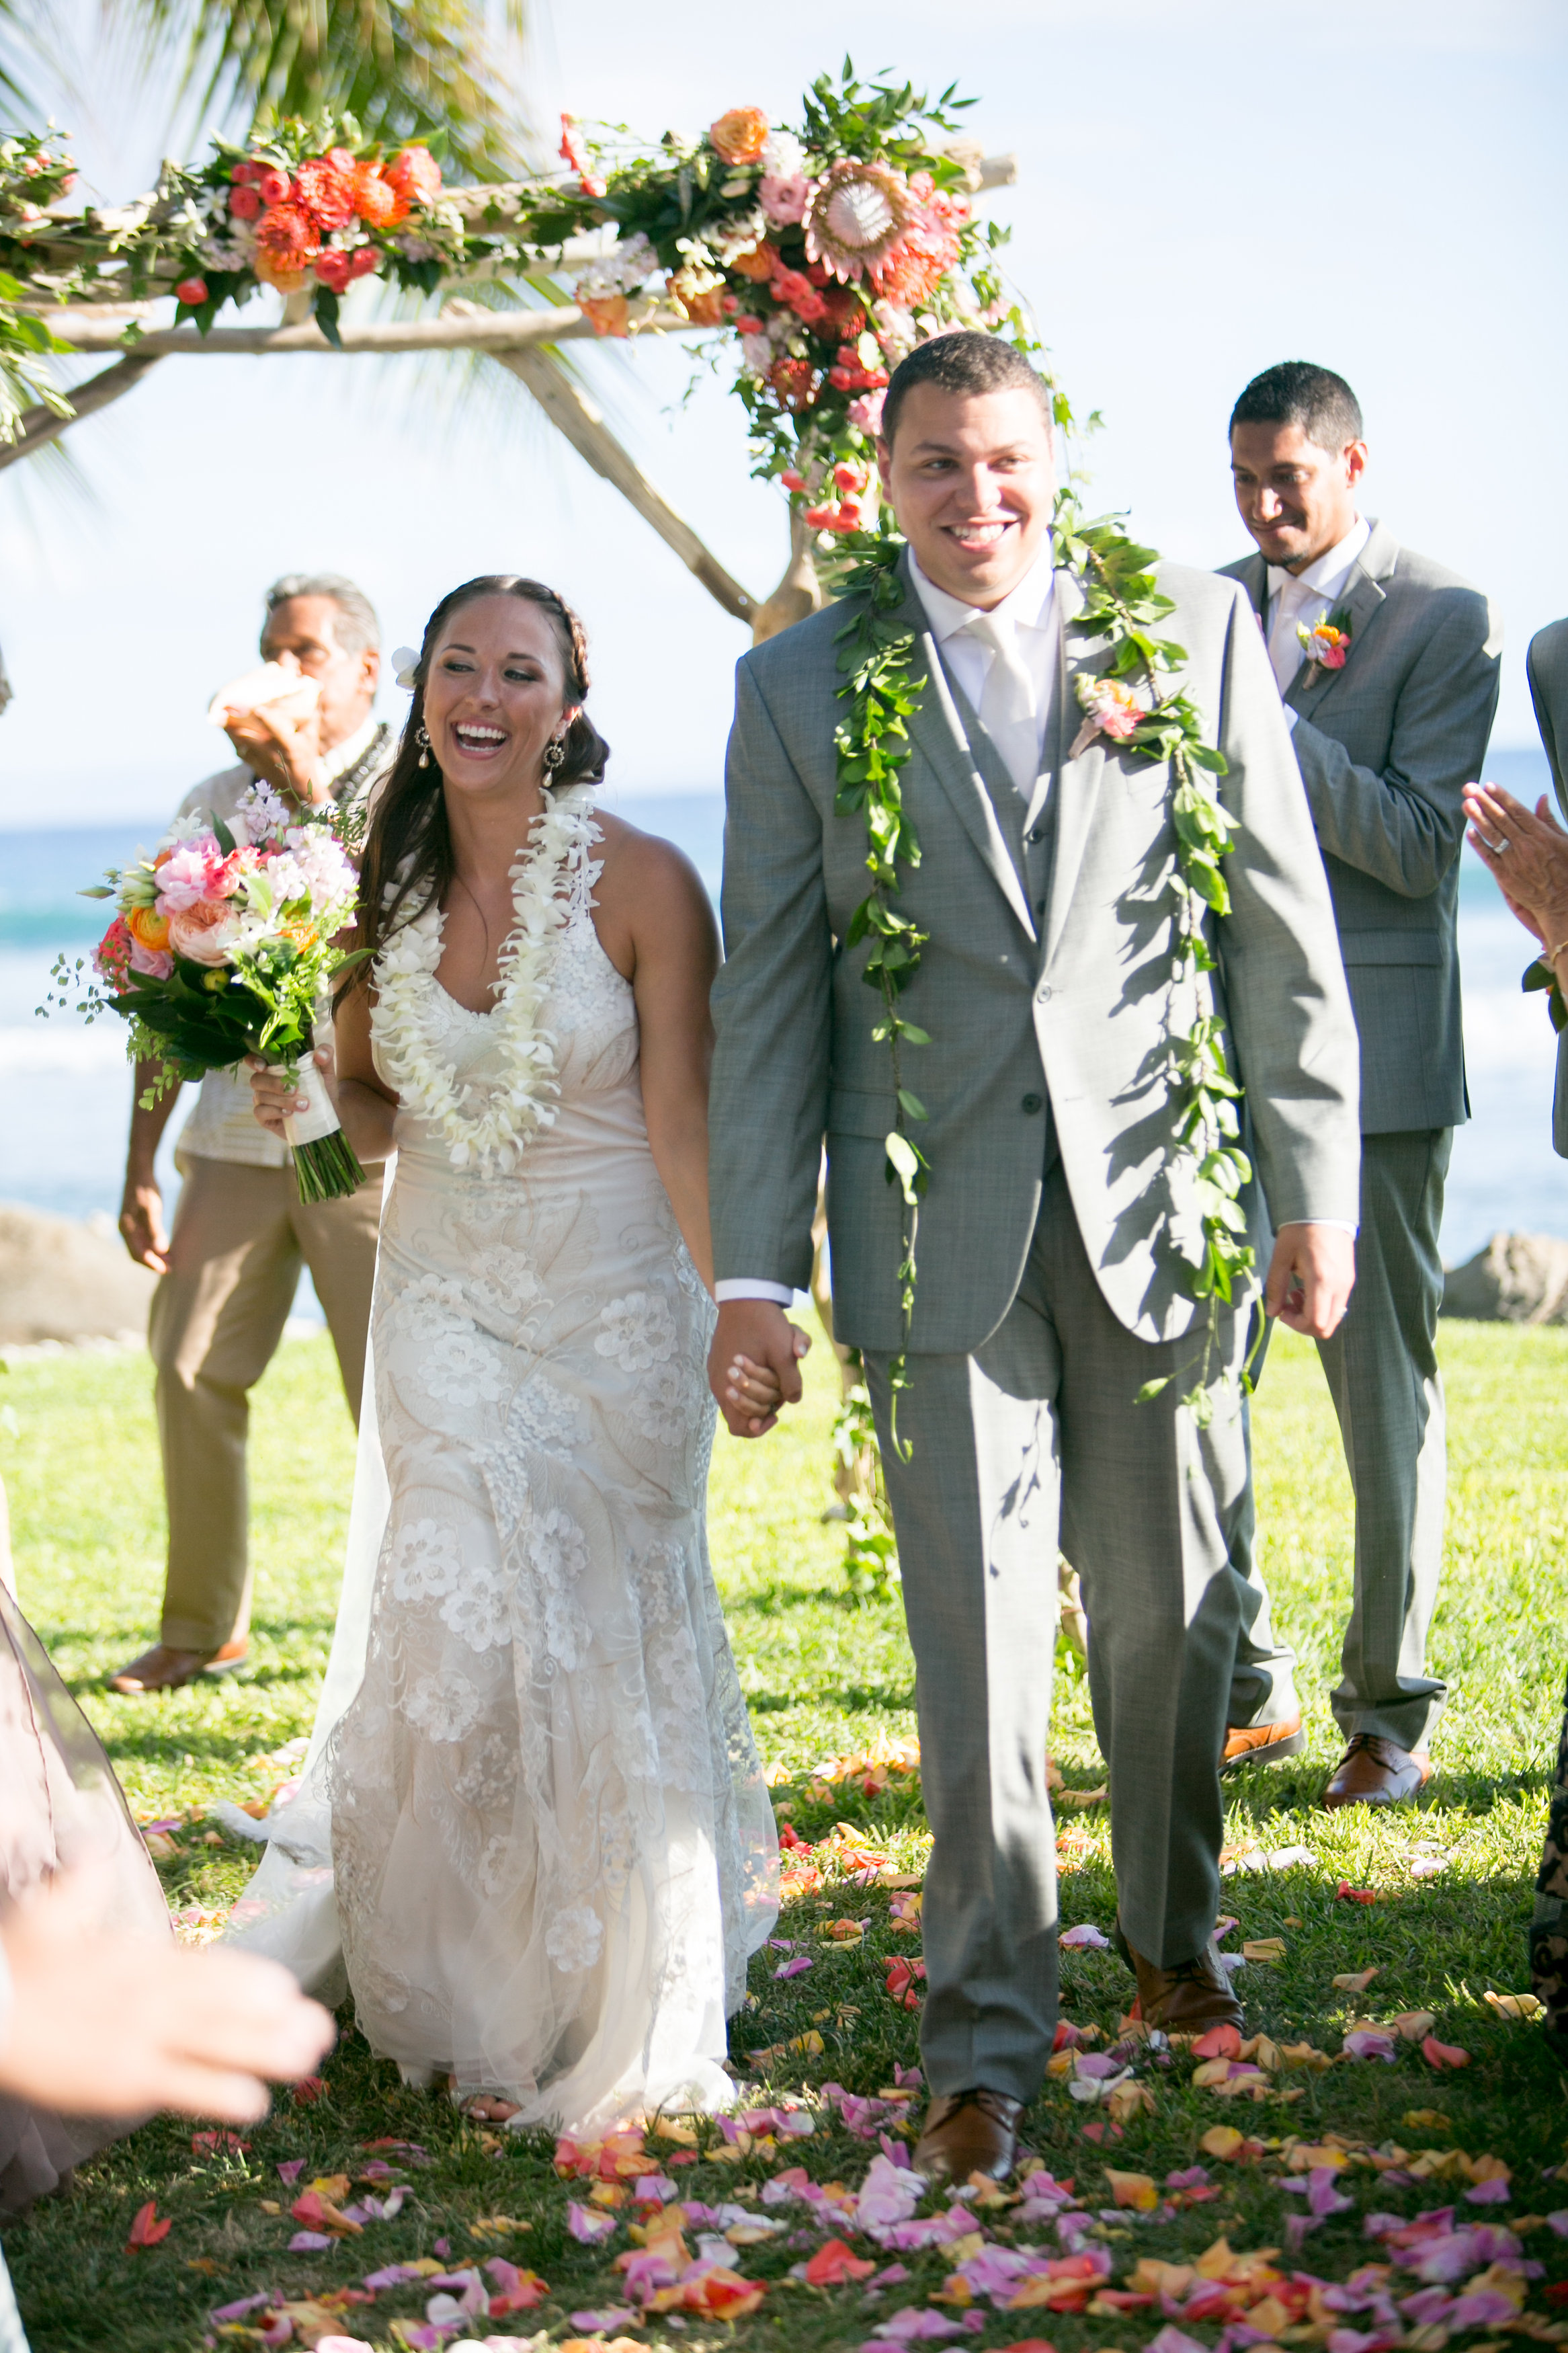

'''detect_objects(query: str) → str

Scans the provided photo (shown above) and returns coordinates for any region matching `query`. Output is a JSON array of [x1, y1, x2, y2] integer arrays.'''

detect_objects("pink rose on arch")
[[848, 389, 886, 434], [168, 900, 244, 965], [760, 172, 811, 225], [229, 183, 262, 221]]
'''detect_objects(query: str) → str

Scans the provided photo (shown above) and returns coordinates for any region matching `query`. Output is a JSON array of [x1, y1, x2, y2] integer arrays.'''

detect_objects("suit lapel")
[[1043, 563, 1107, 968], [1284, 521, 1395, 721], [894, 566, 1039, 943]]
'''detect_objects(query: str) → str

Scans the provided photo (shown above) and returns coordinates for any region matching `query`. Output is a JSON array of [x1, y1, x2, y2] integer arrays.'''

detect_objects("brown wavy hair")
[[347, 575, 610, 992]]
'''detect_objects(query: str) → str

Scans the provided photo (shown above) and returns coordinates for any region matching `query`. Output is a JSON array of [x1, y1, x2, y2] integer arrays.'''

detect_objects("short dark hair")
[[1229, 361, 1363, 452], [882, 330, 1053, 446]]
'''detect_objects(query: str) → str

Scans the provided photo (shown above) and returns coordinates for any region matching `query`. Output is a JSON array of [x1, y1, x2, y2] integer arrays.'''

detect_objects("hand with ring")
[[1462, 779, 1568, 955]]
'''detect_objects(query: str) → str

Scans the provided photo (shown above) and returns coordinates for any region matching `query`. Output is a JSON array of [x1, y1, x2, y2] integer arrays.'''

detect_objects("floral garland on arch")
[[832, 512, 1257, 1442], [0, 67, 1029, 454], [370, 785, 601, 1176]]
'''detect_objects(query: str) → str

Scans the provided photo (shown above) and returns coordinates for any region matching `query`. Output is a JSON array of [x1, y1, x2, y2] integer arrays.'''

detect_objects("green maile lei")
[[829, 497, 1257, 1448]]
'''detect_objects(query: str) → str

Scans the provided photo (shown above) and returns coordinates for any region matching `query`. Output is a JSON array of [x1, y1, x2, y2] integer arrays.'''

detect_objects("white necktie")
[[1267, 574, 1318, 696], [963, 610, 1040, 798]]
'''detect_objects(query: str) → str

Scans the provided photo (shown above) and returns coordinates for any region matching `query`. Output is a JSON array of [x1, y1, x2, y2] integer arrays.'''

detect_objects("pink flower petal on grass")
[[277, 2159, 306, 2184], [567, 2200, 619, 2243], [1423, 2035, 1471, 2069], [775, 1954, 815, 1979], [1464, 2177, 1511, 2205], [570, 2310, 635, 2332], [288, 2230, 333, 2251], [1060, 1923, 1111, 1948]]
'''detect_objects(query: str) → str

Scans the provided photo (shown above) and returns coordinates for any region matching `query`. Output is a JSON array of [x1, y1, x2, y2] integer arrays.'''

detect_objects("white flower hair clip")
[[391, 646, 420, 690]]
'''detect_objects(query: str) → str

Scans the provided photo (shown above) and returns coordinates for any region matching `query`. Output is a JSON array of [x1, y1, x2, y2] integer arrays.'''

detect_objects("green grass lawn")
[[3, 1318, 1567, 2352]]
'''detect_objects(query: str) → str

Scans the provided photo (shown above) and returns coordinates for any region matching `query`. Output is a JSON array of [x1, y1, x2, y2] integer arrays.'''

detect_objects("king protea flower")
[[803, 159, 919, 282]]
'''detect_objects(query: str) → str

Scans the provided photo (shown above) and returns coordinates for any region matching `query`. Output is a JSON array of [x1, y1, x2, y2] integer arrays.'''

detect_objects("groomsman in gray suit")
[[706, 332, 1360, 2182], [1221, 361, 1501, 1806]]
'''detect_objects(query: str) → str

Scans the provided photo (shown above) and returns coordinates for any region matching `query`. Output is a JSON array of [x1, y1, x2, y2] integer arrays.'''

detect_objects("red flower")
[[174, 276, 209, 307], [766, 357, 817, 413], [351, 162, 407, 227], [347, 244, 380, 279], [559, 113, 591, 175], [93, 917, 132, 985], [313, 249, 353, 292], [255, 202, 321, 274], [870, 219, 960, 308], [770, 265, 827, 324], [383, 146, 442, 206], [293, 155, 357, 230], [254, 165, 290, 205], [228, 183, 261, 220], [230, 160, 259, 185]]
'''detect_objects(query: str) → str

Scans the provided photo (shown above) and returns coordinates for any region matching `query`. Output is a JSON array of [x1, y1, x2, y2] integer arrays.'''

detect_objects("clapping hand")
[[1462, 780, 1568, 953]]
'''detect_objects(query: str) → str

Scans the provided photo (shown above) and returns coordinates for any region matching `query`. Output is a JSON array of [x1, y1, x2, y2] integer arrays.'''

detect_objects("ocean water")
[[0, 760, 1560, 1276]]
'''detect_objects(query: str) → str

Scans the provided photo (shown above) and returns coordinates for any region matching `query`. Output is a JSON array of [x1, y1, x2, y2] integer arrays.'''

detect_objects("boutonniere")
[[1068, 672, 1147, 760], [1297, 604, 1353, 674]]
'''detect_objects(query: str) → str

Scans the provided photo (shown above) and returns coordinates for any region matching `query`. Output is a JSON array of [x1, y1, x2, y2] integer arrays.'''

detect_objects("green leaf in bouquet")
[[210, 811, 238, 856]]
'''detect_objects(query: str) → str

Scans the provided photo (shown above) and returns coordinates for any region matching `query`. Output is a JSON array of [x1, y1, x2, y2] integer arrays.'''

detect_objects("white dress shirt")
[[1266, 512, 1371, 716]]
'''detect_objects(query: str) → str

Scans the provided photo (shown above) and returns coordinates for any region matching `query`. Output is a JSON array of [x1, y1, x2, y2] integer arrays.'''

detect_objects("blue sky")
[[0, 0, 1561, 825]]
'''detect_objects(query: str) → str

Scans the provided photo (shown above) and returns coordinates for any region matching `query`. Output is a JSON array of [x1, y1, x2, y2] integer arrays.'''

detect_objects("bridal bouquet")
[[58, 776, 366, 1202]]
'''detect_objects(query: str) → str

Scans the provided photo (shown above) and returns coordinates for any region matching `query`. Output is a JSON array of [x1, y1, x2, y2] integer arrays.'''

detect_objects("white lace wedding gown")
[[228, 823, 778, 2132]]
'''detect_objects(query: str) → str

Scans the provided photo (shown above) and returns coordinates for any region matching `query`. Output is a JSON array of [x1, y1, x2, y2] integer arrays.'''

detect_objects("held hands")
[[1264, 1221, 1355, 1340], [249, 1046, 337, 1139], [707, 1300, 811, 1437]]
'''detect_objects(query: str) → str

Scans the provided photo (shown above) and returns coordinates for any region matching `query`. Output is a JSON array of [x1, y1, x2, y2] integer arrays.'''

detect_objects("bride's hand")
[[248, 1047, 336, 1138], [725, 1331, 811, 1421]]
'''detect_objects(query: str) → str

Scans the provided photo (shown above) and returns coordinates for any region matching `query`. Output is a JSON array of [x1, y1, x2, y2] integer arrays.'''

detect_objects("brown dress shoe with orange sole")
[[913, 2087, 1024, 2184], [1321, 1732, 1431, 1809], [1113, 1919, 1245, 2035], [109, 1639, 248, 1694], [1221, 1712, 1307, 1771]]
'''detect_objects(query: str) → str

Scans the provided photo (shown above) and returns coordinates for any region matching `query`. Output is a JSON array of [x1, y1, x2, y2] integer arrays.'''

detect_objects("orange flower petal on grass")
[[1104, 2168, 1159, 2210], [126, 2200, 172, 2249], [804, 2237, 877, 2286]]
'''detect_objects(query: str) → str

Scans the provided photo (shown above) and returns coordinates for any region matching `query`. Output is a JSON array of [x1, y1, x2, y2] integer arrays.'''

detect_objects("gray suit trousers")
[[864, 1164, 1249, 2106], [1231, 1127, 1450, 1751]]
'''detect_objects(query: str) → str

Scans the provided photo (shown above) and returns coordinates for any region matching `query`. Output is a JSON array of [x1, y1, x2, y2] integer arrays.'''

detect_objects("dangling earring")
[[542, 734, 566, 775], [416, 725, 432, 770]]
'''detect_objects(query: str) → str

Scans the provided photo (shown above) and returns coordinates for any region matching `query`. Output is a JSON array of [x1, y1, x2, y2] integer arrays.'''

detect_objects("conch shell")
[[208, 662, 321, 728]]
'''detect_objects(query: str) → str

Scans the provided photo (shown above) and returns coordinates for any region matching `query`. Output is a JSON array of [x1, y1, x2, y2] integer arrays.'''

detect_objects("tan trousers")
[[148, 1154, 381, 1652]]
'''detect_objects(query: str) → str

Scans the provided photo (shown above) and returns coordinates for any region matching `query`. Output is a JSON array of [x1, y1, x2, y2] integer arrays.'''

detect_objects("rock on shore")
[[1442, 1231, 1568, 1324], [0, 1201, 154, 1345]]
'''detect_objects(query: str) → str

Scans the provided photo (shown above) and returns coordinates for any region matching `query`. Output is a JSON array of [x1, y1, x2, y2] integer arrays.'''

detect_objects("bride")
[[241, 574, 780, 2131]]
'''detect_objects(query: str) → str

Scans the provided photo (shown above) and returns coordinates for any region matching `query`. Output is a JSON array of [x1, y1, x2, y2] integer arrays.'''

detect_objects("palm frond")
[[112, 0, 532, 177]]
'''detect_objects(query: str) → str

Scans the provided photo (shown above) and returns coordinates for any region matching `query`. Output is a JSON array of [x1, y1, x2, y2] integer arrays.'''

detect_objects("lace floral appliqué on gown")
[[233, 808, 777, 2135]]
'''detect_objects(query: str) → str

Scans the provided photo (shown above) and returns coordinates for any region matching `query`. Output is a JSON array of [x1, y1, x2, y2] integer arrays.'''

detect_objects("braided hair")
[[349, 575, 611, 991]]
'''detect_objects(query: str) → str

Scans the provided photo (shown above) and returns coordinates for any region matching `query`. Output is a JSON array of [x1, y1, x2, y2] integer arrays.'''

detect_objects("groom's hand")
[[1264, 1222, 1356, 1339], [710, 1301, 805, 1437]]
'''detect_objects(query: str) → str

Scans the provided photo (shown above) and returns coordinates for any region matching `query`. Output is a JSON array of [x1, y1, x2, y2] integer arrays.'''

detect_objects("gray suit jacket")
[[1525, 619, 1568, 1156], [709, 553, 1361, 1357], [1221, 522, 1501, 1135]]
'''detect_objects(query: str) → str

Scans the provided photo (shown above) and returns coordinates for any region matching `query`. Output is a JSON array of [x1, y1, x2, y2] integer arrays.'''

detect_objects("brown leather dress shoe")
[[913, 2087, 1024, 2184], [1321, 1732, 1431, 1809], [1221, 1712, 1306, 1771], [1114, 1919, 1245, 2034], [110, 1639, 248, 1694]]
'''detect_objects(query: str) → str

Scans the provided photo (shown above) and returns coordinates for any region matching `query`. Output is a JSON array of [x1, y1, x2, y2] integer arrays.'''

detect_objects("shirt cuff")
[[1295, 1218, 1358, 1236], [714, 1279, 794, 1306], [1282, 707, 1299, 733]]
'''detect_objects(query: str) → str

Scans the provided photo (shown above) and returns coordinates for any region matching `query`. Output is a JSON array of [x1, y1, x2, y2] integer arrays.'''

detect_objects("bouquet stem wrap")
[[276, 1064, 366, 1204]]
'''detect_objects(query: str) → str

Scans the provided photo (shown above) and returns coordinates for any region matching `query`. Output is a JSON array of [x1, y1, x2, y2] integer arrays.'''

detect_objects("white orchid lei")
[[370, 784, 601, 1175]]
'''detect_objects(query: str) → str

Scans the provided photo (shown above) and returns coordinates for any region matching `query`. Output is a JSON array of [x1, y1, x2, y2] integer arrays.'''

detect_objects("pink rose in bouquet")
[[167, 900, 247, 965]]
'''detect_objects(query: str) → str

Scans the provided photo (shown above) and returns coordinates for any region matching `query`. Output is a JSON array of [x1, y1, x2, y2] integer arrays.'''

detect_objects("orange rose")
[[579, 293, 629, 337], [667, 268, 727, 327], [383, 146, 442, 206], [729, 242, 777, 282], [126, 903, 171, 953], [709, 108, 770, 165]]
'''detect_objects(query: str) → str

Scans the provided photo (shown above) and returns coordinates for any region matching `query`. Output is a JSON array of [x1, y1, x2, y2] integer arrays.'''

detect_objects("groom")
[[706, 332, 1361, 2182]]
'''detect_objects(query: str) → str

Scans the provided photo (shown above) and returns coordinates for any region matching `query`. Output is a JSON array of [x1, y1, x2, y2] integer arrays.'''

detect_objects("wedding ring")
[[1487, 834, 1510, 855]]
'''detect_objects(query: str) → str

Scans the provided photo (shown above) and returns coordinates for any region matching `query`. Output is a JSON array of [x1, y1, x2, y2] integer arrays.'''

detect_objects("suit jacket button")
[[1021, 1092, 1043, 1115], [1036, 982, 1053, 1004]]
